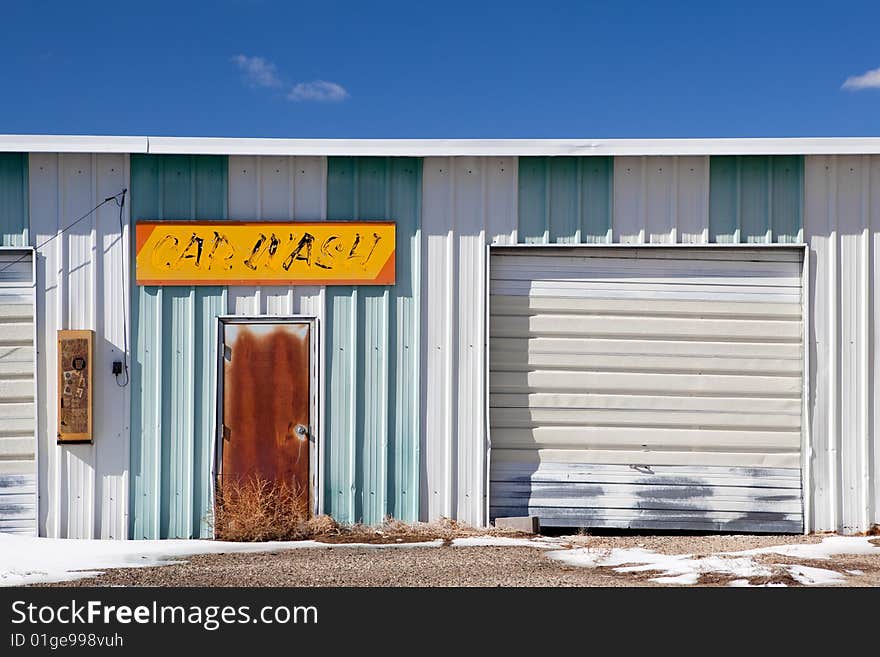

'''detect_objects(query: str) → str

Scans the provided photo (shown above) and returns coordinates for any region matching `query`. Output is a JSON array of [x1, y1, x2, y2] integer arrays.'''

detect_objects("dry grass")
[[212, 475, 320, 542], [211, 475, 531, 543], [319, 517, 530, 544]]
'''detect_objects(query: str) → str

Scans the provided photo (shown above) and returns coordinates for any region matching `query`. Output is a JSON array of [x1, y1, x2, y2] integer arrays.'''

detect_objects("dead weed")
[[212, 476, 530, 543], [212, 475, 321, 542]]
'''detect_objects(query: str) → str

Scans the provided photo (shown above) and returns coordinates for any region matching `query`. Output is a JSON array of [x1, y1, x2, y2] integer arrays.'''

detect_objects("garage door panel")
[[492, 486, 803, 515], [490, 408, 801, 431], [492, 280, 801, 304], [491, 337, 803, 360], [0, 321, 34, 345], [491, 461, 803, 489], [491, 352, 801, 376], [491, 253, 802, 278], [489, 506, 803, 533], [493, 248, 805, 264], [490, 314, 801, 341], [494, 426, 801, 451], [490, 370, 802, 397], [488, 247, 804, 532], [490, 393, 803, 415], [0, 250, 36, 536], [491, 295, 802, 319], [493, 447, 801, 469]]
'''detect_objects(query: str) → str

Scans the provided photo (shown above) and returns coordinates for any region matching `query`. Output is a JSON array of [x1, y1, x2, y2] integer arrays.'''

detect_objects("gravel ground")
[[43, 534, 880, 587]]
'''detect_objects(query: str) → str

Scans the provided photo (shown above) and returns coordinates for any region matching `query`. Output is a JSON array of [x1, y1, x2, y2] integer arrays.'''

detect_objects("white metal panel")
[[804, 155, 880, 533], [420, 157, 517, 525], [30, 153, 131, 539], [0, 249, 36, 534], [615, 157, 709, 243], [227, 156, 327, 317], [489, 247, 805, 532]]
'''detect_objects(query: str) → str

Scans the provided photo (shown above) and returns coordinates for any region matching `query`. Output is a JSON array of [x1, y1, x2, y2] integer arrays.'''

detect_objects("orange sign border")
[[135, 220, 396, 286]]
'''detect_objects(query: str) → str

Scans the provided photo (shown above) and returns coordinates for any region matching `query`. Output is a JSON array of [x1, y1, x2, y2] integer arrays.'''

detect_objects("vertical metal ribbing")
[[828, 157, 839, 530], [346, 288, 358, 521], [55, 154, 66, 537], [670, 157, 679, 243], [151, 287, 163, 540], [860, 155, 871, 530], [575, 158, 583, 244], [767, 156, 774, 243], [445, 161, 455, 518], [638, 156, 647, 243]]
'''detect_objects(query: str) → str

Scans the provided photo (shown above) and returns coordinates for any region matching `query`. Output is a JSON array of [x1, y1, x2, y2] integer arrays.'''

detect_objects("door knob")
[[295, 424, 309, 439]]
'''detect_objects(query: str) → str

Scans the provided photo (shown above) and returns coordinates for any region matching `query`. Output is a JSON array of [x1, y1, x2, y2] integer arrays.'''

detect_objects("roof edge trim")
[[2, 135, 880, 156]]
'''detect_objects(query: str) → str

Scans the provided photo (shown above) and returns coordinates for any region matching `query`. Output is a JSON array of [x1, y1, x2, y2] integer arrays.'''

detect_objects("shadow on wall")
[[490, 466, 804, 535]]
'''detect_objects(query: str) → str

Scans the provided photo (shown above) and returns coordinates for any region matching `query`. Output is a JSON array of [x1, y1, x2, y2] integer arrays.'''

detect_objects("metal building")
[[0, 136, 878, 538]]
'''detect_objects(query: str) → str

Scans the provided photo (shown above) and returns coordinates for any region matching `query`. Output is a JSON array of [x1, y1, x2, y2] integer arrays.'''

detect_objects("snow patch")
[[451, 536, 562, 549], [729, 536, 880, 560], [0, 533, 444, 586], [784, 564, 845, 586], [547, 547, 773, 584], [546, 541, 861, 587]]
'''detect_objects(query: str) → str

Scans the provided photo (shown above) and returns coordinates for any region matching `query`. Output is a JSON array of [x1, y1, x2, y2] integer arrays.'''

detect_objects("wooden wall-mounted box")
[[57, 329, 94, 443]]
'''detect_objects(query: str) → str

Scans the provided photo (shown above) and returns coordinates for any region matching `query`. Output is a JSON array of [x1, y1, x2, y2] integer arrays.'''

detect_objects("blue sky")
[[1, 0, 878, 138]]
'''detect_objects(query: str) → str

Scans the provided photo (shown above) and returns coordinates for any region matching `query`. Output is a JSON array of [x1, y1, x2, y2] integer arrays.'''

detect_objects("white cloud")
[[231, 55, 349, 103], [231, 54, 283, 89], [842, 66, 880, 90], [287, 80, 349, 102]]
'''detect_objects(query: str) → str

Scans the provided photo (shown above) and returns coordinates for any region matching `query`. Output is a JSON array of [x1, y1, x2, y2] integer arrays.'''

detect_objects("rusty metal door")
[[219, 321, 312, 517]]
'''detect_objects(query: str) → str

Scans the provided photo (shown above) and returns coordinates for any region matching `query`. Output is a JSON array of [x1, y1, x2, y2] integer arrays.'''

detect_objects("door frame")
[[484, 243, 810, 533], [213, 315, 321, 527]]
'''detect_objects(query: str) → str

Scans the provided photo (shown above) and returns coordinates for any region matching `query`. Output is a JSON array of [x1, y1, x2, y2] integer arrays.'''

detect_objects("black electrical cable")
[[114, 189, 130, 387], [0, 192, 126, 276], [0, 188, 130, 386]]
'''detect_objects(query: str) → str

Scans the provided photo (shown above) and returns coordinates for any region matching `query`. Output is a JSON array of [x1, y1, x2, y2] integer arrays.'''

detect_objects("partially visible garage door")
[[0, 248, 37, 535], [489, 247, 804, 533]]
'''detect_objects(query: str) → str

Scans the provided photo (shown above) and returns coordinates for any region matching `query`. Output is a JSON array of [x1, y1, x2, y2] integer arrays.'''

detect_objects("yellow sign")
[[135, 221, 395, 286]]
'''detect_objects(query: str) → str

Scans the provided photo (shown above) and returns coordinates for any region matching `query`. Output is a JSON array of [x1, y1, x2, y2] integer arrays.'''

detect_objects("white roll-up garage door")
[[0, 248, 37, 535], [489, 247, 805, 533]]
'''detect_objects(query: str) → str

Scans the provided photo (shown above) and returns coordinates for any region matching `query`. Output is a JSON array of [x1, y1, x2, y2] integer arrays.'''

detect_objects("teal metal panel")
[[740, 156, 770, 242], [129, 154, 227, 539], [709, 156, 739, 243], [517, 157, 548, 243], [0, 153, 28, 246], [710, 156, 803, 243], [771, 156, 804, 243], [324, 157, 421, 524], [517, 157, 612, 243]]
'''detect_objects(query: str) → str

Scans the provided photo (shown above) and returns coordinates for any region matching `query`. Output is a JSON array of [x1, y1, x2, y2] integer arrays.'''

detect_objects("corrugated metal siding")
[[420, 157, 517, 525], [129, 154, 227, 539], [805, 155, 879, 533], [0, 249, 36, 534], [518, 157, 612, 244], [0, 153, 28, 247], [614, 156, 710, 243], [227, 156, 327, 315], [710, 156, 804, 244], [323, 157, 420, 524], [488, 247, 805, 532], [226, 156, 327, 512], [30, 153, 130, 539]]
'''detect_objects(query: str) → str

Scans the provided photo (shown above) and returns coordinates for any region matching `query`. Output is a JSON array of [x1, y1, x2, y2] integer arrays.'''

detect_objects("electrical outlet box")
[[57, 329, 94, 443]]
